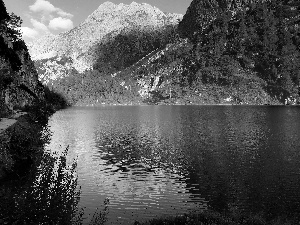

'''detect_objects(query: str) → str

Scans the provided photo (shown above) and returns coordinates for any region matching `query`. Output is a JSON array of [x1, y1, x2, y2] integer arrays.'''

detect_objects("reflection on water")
[[0, 145, 82, 224], [45, 105, 300, 224]]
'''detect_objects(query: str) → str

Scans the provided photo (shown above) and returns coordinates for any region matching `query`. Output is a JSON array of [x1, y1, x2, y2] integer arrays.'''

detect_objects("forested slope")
[[176, 0, 300, 104]]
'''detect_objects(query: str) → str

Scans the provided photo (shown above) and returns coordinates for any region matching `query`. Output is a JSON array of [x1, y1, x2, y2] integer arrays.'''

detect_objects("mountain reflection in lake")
[[45, 105, 300, 224]]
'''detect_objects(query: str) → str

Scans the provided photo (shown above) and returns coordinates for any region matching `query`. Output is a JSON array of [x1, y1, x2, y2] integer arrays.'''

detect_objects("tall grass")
[[1, 146, 108, 225], [137, 210, 296, 225], [8, 146, 81, 224]]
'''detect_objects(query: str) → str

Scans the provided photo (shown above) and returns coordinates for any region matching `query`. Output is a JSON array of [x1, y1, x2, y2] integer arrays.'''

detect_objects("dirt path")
[[0, 112, 28, 135]]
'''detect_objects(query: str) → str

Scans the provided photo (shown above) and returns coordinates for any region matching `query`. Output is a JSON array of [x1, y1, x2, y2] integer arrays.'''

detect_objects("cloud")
[[48, 17, 73, 30], [20, 27, 39, 39], [29, 0, 74, 19], [31, 18, 49, 32], [40, 14, 54, 24], [57, 9, 73, 19], [29, 0, 56, 13], [20, 19, 49, 41], [22, 0, 74, 42]]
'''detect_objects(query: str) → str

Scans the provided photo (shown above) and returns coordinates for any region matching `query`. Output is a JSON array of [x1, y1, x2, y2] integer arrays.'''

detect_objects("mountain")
[[103, 0, 300, 105], [30, 0, 300, 106], [28, 1, 183, 83]]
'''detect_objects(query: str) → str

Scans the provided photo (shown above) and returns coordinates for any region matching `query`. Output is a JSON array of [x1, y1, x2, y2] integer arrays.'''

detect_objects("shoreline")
[[0, 112, 40, 181], [0, 100, 64, 181], [71, 93, 295, 107], [72, 102, 291, 107]]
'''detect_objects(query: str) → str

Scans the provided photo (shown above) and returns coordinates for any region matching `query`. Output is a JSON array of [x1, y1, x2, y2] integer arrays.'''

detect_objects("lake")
[[45, 105, 300, 224]]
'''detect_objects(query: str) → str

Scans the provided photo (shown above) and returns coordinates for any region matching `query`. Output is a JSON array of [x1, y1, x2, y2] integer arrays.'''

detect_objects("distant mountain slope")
[[108, 37, 272, 105], [28, 1, 182, 78]]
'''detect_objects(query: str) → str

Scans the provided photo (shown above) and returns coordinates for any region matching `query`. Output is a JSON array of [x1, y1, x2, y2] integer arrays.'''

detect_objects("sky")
[[3, 0, 192, 44]]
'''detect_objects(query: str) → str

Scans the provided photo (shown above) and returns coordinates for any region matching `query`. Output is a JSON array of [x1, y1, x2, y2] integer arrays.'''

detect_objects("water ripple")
[[45, 106, 300, 224]]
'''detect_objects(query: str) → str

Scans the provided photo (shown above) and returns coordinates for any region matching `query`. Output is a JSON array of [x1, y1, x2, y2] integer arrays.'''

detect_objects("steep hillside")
[[0, 0, 68, 184], [175, 0, 300, 104], [108, 38, 273, 105], [0, 0, 45, 117]]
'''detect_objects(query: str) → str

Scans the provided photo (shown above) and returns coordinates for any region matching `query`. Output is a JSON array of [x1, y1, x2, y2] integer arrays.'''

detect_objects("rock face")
[[0, 0, 44, 117], [28, 1, 183, 82], [0, 0, 46, 180], [178, 0, 221, 38]]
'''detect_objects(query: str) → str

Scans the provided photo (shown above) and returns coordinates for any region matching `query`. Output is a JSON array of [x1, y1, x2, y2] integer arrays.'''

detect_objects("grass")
[[136, 210, 298, 225], [1, 147, 80, 224], [0, 144, 110, 225]]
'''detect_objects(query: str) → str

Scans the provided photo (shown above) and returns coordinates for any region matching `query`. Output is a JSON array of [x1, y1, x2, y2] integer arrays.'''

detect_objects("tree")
[[0, 3, 22, 72], [6, 12, 23, 41], [0, 0, 9, 22]]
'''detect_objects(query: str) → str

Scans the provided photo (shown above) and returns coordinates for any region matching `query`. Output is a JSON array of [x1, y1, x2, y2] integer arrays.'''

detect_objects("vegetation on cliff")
[[0, 0, 67, 118], [0, 0, 68, 190]]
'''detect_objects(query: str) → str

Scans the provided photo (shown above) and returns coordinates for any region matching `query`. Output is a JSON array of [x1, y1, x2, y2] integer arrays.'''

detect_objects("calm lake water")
[[45, 105, 300, 224]]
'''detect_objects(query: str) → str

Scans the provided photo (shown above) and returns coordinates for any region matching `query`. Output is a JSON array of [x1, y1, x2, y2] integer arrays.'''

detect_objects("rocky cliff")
[[29, 1, 183, 82], [0, 0, 45, 117], [0, 0, 52, 182]]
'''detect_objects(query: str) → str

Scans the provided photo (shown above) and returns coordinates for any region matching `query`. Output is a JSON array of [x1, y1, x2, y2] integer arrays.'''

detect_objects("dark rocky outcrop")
[[0, 0, 51, 181], [178, 0, 223, 39], [0, 0, 44, 117], [0, 112, 45, 180]]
